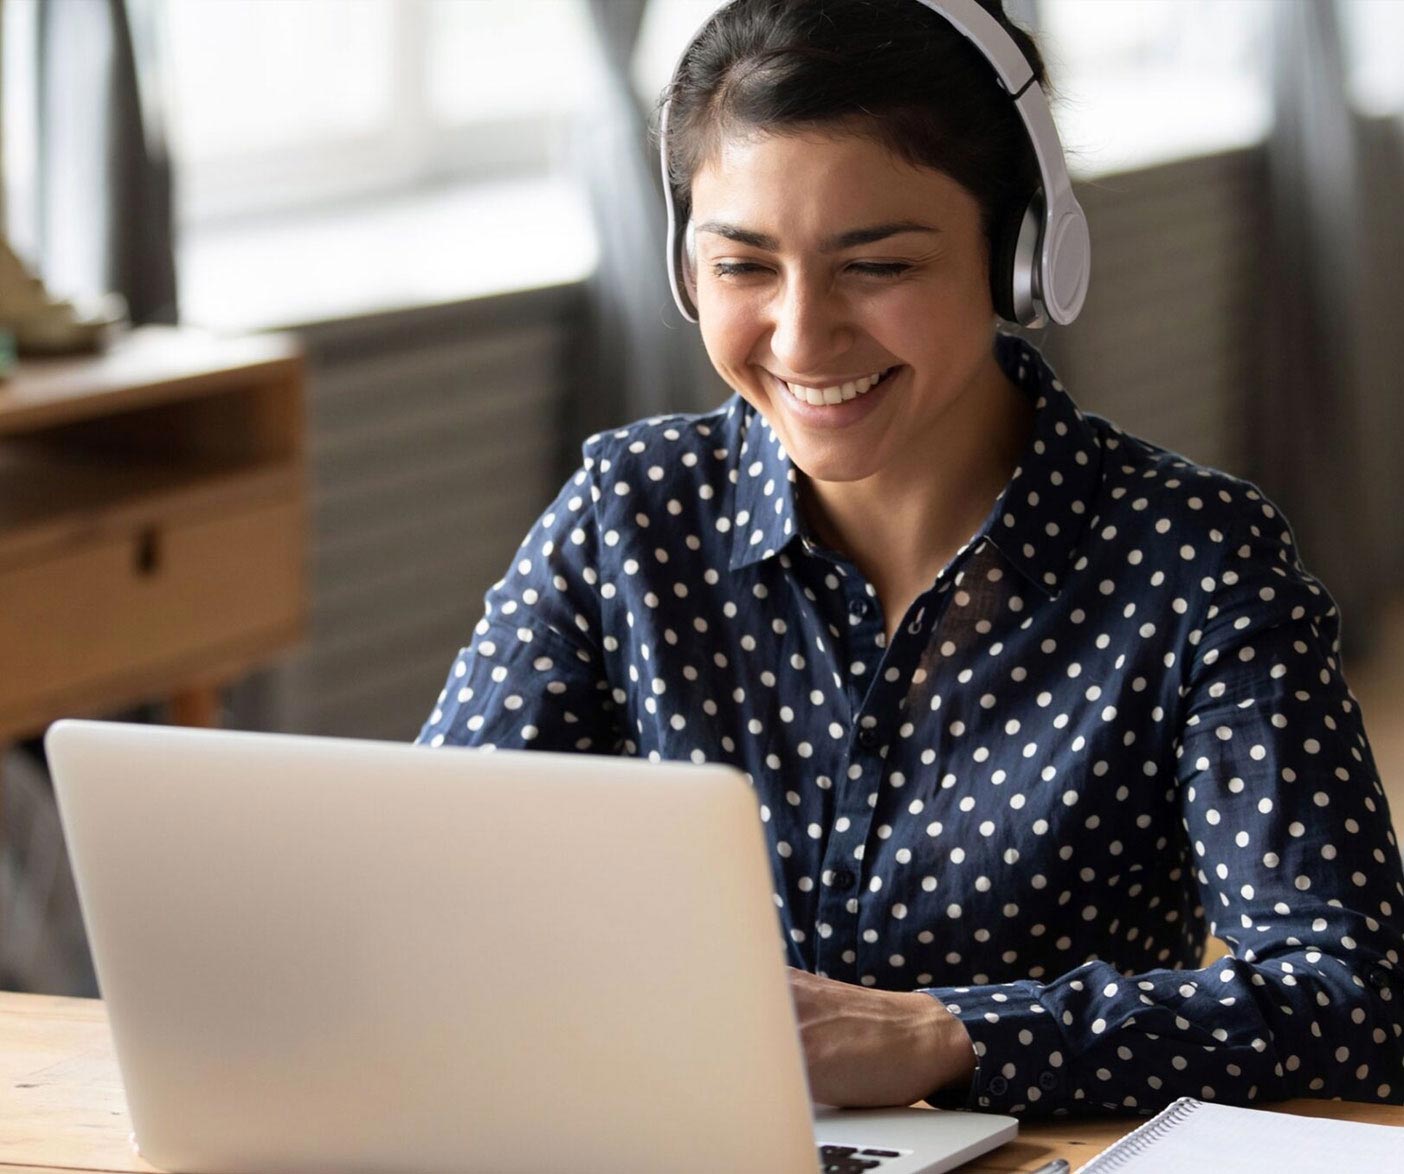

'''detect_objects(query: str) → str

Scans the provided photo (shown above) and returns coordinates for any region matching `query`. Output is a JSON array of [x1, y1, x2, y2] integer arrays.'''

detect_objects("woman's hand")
[[787, 967, 977, 1108]]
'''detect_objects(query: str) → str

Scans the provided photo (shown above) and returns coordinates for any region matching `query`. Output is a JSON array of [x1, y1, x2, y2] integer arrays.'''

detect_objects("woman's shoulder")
[[548, 396, 762, 546], [578, 396, 748, 471], [1082, 410, 1301, 566], [1063, 413, 1342, 656], [570, 395, 765, 523]]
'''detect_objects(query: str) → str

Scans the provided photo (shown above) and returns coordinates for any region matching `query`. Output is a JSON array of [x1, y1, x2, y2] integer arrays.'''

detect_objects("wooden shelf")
[[0, 327, 301, 435], [0, 325, 308, 743]]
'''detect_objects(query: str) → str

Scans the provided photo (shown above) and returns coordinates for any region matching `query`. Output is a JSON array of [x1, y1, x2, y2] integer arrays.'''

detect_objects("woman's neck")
[[800, 354, 1034, 638]]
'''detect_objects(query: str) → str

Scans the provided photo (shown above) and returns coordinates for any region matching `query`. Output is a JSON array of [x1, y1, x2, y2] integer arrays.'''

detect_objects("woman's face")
[[689, 129, 1003, 486]]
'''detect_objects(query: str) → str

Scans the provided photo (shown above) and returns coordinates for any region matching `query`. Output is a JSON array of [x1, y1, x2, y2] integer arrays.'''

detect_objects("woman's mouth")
[[775, 365, 901, 406]]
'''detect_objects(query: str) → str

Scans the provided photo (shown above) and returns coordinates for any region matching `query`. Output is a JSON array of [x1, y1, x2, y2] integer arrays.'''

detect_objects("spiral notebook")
[[1079, 1097, 1404, 1173]]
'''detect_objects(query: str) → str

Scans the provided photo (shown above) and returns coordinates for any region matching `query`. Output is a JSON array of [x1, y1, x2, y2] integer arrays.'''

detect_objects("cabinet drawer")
[[0, 499, 303, 715]]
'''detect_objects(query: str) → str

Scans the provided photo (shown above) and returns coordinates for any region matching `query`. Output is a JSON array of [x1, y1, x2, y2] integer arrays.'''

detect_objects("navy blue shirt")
[[418, 333, 1404, 1115]]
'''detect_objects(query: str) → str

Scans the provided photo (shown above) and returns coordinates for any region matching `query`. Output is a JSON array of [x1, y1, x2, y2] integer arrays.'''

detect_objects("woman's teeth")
[[783, 368, 889, 406]]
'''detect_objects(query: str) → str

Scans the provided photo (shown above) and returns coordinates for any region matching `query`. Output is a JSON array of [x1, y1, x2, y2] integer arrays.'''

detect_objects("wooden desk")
[[2, 993, 1401, 1173]]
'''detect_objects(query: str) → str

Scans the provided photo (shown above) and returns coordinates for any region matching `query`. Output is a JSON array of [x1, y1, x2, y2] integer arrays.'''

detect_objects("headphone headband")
[[659, 0, 1090, 327]]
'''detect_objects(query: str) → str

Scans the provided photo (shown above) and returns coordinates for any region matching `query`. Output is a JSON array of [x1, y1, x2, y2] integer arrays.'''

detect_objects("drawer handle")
[[135, 528, 162, 577]]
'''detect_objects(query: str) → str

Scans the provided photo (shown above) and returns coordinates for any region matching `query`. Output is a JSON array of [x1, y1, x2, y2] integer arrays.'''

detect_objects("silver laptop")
[[46, 719, 1016, 1174]]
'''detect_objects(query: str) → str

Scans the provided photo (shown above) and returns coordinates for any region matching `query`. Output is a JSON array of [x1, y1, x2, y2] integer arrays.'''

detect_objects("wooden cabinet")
[[0, 326, 307, 742]]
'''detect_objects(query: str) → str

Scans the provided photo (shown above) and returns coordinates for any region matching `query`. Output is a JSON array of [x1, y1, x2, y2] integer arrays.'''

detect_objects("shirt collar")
[[725, 334, 1103, 593], [981, 333, 1104, 598], [726, 406, 803, 570]]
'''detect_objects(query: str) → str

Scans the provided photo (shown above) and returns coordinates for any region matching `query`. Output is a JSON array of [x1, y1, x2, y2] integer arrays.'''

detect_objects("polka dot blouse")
[[418, 332, 1404, 1116]]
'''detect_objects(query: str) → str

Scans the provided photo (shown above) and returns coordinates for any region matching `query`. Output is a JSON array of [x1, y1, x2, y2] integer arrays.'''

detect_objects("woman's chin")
[[784, 440, 887, 487]]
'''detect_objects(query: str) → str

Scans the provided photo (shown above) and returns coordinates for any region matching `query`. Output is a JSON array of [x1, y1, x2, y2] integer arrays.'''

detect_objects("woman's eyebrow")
[[693, 220, 940, 252]]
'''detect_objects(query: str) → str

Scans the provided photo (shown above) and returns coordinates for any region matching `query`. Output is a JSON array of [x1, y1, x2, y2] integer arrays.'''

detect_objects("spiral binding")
[[1079, 1097, 1204, 1172]]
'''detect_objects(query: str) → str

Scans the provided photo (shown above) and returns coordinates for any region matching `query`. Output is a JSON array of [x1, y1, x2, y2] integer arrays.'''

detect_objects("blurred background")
[[0, 0, 1400, 995]]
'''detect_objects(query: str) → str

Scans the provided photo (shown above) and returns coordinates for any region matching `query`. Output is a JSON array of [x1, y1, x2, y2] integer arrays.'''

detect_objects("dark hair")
[[657, 0, 1049, 248]]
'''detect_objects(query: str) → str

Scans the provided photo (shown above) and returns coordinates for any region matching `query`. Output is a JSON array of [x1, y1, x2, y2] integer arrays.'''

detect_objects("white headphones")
[[658, 0, 1091, 328]]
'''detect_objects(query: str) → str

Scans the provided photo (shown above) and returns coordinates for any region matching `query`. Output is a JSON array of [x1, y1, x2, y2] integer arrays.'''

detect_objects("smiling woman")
[[418, 0, 1404, 1122]]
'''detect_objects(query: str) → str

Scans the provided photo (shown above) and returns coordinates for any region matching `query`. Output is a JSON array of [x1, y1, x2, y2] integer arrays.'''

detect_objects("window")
[[1028, 1, 1273, 177], [167, 0, 598, 226], [1340, 0, 1404, 115], [10, 0, 1391, 242], [164, 0, 1307, 225]]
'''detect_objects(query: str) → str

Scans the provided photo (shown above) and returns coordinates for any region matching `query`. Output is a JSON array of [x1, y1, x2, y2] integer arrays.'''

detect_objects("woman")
[[418, 0, 1404, 1116]]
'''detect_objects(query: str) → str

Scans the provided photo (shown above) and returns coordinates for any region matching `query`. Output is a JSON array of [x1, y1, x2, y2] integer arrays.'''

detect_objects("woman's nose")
[[767, 277, 853, 377]]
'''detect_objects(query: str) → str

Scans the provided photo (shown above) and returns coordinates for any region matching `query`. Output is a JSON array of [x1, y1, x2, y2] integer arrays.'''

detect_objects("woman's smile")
[[765, 364, 905, 429]]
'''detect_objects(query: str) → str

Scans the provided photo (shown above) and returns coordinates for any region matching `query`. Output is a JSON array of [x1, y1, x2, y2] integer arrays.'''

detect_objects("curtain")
[[1253, 0, 1380, 655], [36, 0, 176, 325], [1345, 19, 1404, 600], [564, 0, 723, 461]]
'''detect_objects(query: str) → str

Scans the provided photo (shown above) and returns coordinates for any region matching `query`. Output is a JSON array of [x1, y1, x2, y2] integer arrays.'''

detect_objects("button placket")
[[843, 582, 961, 979], [815, 730, 887, 980], [805, 560, 883, 981], [814, 851, 862, 979], [820, 564, 917, 980]]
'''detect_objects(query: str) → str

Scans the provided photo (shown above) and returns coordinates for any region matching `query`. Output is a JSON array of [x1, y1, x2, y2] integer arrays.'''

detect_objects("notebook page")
[[1078, 1098, 1404, 1173]]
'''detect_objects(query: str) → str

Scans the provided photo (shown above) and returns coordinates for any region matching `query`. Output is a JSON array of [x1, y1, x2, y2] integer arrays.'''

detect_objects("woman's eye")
[[708, 261, 911, 279], [710, 261, 766, 278], [848, 262, 911, 278]]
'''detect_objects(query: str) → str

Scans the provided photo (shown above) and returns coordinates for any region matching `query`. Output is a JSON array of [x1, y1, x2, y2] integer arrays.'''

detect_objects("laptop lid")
[[46, 719, 820, 1174]]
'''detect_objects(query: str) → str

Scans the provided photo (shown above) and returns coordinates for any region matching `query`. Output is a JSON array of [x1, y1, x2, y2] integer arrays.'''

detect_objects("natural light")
[[43, 0, 1385, 329]]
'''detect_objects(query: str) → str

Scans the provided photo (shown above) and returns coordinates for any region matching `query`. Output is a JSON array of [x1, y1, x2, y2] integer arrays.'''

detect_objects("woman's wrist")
[[919, 996, 977, 1097]]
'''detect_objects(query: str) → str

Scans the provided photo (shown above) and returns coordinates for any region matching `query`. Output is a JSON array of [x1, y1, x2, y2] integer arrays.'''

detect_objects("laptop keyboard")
[[819, 1143, 904, 1171]]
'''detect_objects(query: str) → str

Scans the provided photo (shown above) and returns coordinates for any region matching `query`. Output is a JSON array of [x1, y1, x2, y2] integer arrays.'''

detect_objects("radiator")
[[232, 288, 581, 743]]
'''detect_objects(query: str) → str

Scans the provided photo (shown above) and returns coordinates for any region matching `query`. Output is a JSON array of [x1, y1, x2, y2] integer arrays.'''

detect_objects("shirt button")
[[1367, 966, 1391, 991], [1038, 1070, 1058, 1091], [857, 728, 879, 750], [832, 869, 857, 890], [852, 597, 872, 617], [987, 1075, 1008, 1097]]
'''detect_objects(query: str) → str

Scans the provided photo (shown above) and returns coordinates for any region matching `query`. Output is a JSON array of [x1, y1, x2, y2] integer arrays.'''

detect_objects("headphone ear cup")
[[990, 193, 1045, 326], [988, 204, 1024, 323]]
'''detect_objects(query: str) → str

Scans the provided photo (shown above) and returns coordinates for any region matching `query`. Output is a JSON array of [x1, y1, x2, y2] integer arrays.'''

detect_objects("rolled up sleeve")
[[924, 496, 1404, 1116]]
